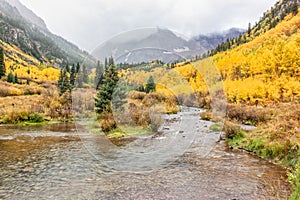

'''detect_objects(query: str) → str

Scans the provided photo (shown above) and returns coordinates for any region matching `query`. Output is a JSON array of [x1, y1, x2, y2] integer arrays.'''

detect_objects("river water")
[[0, 108, 291, 199]]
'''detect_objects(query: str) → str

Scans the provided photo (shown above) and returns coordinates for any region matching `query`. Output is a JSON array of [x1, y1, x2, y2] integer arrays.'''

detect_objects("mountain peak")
[[0, 0, 96, 68], [4, 0, 47, 29]]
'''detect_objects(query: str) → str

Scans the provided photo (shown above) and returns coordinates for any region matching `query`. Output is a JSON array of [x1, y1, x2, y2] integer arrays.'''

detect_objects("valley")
[[0, 0, 300, 199]]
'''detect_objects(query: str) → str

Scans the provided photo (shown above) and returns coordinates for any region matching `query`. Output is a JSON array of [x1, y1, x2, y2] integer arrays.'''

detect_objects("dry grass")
[[226, 102, 300, 144], [226, 104, 274, 126], [125, 91, 179, 131], [0, 84, 73, 123], [129, 91, 147, 101], [0, 95, 44, 118], [261, 103, 300, 143], [0, 81, 46, 97]]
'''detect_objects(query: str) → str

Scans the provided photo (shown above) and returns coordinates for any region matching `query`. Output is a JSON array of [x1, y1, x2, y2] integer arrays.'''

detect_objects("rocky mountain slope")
[[0, 0, 96, 68], [190, 28, 245, 53]]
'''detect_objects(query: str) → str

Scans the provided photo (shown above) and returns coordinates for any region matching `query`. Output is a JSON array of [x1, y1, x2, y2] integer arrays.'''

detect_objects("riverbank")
[[0, 108, 292, 199], [220, 103, 300, 199]]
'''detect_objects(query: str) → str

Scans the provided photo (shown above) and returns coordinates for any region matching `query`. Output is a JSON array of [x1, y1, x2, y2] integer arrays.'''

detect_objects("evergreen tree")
[[14, 73, 18, 84], [104, 58, 108, 68], [7, 72, 14, 83], [145, 76, 156, 93], [95, 58, 119, 114], [0, 47, 5, 79], [58, 67, 70, 96], [291, 2, 298, 15], [76, 62, 80, 74], [112, 82, 127, 112], [137, 85, 145, 92], [248, 22, 251, 37], [58, 69, 63, 89], [95, 61, 104, 89], [65, 64, 70, 73], [108, 56, 114, 66], [70, 64, 76, 87]]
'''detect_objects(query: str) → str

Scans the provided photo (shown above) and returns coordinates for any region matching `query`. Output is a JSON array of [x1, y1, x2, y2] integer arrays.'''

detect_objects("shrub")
[[164, 95, 179, 114], [149, 113, 162, 132], [3, 110, 44, 124], [28, 113, 44, 123], [9, 87, 22, 96], [200, 111, 212, 121], [2, 109, 44, 124], [149, 105, 164, 132], [3, 109, 29, 124], [98, 111, 117, 133], [226, 104, 273, 125], [24, 87, 36, 95], [142, 92, 164, 107], [178, 93, 199, 107], [0, 85, 10, 97], [129, 91, 146, 100], [223, 121, 245, 139], [128, 103, 150, 127]]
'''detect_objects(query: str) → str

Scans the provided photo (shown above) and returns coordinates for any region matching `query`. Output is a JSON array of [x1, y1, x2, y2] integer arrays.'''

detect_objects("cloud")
[[20, 0, 278, 52]]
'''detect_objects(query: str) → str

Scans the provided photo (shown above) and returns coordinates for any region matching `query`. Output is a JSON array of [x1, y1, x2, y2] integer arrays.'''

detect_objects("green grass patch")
[[209, 123, 222, 131], [107, 126, 151, 138], [289, 164, 300, 200], [227, 134, 247, 147], [18, 120, 49, 126]]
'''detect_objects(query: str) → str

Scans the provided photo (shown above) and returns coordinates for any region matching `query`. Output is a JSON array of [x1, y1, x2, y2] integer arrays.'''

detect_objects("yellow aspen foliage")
[[190, 11, 300, 103], [2, 41, 60, 82]]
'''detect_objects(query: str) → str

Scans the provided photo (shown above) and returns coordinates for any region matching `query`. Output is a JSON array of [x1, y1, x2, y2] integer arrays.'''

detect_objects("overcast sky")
[[19, 0, 278, 52]]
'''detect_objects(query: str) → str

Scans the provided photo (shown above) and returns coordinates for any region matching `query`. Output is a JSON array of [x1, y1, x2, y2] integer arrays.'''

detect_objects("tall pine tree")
[[145, 76, 156, 93], [76, 62, 80, 74], [0, 47, 5, 79], [95, 57, 119, 114], [58, 67, 70, 96], [112, 81, 127, 112], [70, 64, 76, 88], [7, 72, 14, 83], [95, 61, 104, 89]]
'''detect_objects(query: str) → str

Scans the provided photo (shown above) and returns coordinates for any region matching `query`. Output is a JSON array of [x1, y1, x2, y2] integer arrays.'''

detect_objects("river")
[[0, 108, 291, 199]]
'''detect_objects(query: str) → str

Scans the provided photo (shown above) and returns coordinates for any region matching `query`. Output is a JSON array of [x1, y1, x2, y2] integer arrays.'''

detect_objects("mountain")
[[5, 0, 47, 30], [189, 28, 245, 52], [92, 28, 189, 63], [208, 0, 300, 56], [92, 27, 245, 64], [2, 0, 244, 65], [0, 0, 96, 68]]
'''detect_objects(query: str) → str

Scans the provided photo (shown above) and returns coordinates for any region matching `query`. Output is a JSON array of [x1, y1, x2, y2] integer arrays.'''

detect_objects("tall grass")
[[3, 109, 44, 124]]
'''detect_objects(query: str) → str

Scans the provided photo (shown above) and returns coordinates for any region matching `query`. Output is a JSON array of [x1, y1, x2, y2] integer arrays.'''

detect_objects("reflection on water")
[[0, 120, 291, 199]]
